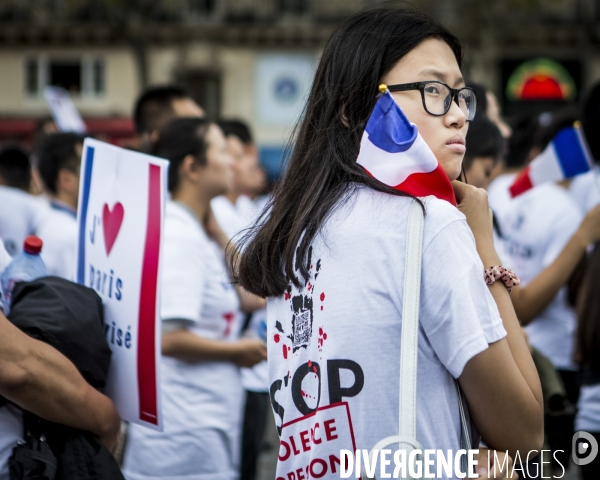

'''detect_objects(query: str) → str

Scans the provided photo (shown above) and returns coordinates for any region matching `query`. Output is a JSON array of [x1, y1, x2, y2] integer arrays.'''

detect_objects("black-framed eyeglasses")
[[386, 81, 477, 121]]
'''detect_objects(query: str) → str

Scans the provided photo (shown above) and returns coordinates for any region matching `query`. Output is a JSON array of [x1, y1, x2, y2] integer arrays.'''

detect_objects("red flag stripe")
[[361, 163, 457, 206], [509, 167, 533, 198]]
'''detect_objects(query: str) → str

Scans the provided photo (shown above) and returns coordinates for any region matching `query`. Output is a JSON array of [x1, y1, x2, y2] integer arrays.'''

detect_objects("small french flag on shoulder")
[[509, 122, 593, 197], [357, 88, 456, 206]]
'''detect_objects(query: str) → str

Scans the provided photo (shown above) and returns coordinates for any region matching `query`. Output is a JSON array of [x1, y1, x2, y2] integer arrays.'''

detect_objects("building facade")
[[0, 0, 599, 173]]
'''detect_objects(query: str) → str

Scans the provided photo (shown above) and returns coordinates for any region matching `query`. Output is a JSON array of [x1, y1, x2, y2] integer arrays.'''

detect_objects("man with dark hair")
[[0, 146, 31, 192], [35, 133, 85, 279], [0, 145, 47, 256], [0, 149, 46, 255], [569, 81, 600, 213], [217, 119, 253, 145], [33, 116, 58, 146], [133, 85, 204, 151]]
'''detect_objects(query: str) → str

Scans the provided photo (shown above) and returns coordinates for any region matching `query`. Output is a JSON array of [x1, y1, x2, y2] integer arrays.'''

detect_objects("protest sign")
[[75, 138, 168, 430], [44, 86, 87, 133]]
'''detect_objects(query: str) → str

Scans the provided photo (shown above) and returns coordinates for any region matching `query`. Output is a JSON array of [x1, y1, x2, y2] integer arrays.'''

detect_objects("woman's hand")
[[231, 338, 268, 368], [452, 181, 500, 266]]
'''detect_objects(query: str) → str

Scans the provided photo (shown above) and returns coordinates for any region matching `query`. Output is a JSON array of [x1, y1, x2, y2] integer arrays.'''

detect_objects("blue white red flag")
[[509, 123, 593, 197], [356, 90, 456, 205]]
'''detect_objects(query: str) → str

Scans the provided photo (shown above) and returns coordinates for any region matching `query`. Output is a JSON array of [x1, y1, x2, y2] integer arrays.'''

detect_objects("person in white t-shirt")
[[0, 145, 32, 193], [0, 239, 120, 479], [569, 166, 600, 214], [569, 82, 600, 214], [0, 142, 50, 257], [231, 7, 542, 479], [0, 186, 46, 257], [122, 117, 266, 480], [463, 115, 505, 190], [488, 113, 600, 473], [574, 245, 600, 480], [211, 119, 271, 480], [211, 119, 262, 239], [488, 113, 600, 373], [132, 85, 205, 153], [35, 133, 84, 280]]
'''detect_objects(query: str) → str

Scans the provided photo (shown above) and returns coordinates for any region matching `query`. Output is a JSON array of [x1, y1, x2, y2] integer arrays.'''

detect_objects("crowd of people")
[[0, 86, 272, 480], [0, 4, 599, 480]]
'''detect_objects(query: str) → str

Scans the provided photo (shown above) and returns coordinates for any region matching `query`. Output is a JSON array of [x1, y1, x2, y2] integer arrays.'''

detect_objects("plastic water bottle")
[[0, 235, 47, 314]]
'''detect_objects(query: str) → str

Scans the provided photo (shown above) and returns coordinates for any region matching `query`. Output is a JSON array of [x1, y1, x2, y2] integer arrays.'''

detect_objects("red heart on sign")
[[102, 202, 124, 256]]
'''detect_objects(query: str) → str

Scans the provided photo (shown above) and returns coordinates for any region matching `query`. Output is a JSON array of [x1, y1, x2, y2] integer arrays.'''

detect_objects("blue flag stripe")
[[77, 145, 94, 285], [364, 92, 417, 154], [553, 127, 591, 178]]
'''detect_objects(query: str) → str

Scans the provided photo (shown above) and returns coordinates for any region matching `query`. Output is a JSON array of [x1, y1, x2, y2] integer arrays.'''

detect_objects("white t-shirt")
[[212, 195, 269, 393], [576, 385, 600, 432], [123, 201, 244, 480], [0, 186, 47, 256], [0, 241, 11, 271], [0, 240, 22, 480], [568, 165, 600, 214], [267, 187, 506, 480], [36, 201, 78, 280], [488, 174, 517, 266], [211, 195, 257, 240], [488, 175, 583, 370]]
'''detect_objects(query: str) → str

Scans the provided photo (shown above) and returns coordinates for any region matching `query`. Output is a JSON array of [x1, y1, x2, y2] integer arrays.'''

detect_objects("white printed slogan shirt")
[[267, 186, 506, 480]]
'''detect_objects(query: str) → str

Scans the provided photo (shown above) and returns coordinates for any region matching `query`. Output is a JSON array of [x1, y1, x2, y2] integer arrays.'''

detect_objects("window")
[[50, 60, 82, 94], [25, 57, 105, 98], [177, 69, 221, 119]]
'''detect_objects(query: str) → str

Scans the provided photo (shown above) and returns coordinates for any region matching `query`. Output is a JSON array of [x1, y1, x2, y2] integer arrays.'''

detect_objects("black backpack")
[[3, 276, 124, 480]]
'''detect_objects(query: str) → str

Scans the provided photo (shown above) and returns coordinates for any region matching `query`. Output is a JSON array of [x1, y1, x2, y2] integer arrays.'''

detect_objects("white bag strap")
[[398, 197, 428, 447], [363, 197, 472, 479]]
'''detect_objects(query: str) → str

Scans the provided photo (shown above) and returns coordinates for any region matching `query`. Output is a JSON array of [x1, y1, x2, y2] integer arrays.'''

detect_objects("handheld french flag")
[[509, 122, 593, 197], [357, 89, 456, 206]]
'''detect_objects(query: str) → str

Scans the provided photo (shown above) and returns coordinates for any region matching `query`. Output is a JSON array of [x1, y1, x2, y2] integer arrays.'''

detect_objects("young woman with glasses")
[[232, 6, 543, 479]]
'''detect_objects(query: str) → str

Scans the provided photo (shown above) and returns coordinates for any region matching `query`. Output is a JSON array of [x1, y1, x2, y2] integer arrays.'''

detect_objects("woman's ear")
[[180, 154, 202, 183]]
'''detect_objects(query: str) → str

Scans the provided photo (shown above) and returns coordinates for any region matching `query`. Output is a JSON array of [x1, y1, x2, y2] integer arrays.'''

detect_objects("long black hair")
[[231, 6, 463, 297]]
